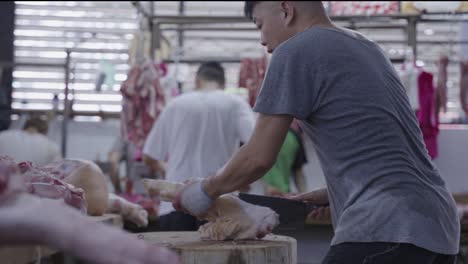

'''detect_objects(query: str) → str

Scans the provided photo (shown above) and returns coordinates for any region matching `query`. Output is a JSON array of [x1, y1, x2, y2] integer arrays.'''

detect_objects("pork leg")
[[107, 193, 149, 228], [142, 179, 279, 240]]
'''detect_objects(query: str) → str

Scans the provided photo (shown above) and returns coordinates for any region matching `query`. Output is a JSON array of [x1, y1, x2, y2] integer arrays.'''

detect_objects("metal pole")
[[177, 1, 185, 93], [178, 1, 185, 47], [149, 1, 154, 20], [61, 49, 71, 158], [149, 1, 155, 60], [407, 17, 418, 59]]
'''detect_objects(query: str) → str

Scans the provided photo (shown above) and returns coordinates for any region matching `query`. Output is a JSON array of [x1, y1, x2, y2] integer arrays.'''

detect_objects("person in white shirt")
[[108, 135, 157, 195], [0, 116, 62, 166], [143, 62, 255, 231]]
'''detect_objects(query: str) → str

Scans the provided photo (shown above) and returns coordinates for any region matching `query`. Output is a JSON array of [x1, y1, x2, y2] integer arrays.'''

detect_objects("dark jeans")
[[158, 211, 206, 231], [322, 242, 457, 264]]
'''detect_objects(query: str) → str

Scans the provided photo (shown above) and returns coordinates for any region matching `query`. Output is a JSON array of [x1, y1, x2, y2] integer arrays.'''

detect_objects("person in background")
[[0, 116, 61, 166], [262, 119, 307, 197], [108, 135, 159, 195], [107, 135, 161, 224], [173, 2, 459, 263], [143, 61, 255, 231]]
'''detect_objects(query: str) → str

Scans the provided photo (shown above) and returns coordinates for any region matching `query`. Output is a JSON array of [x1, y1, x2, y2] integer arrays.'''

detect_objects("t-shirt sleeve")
[[235, 98, 255, 143], [143, 105, 171, 161], [253, 41, 322, 120]]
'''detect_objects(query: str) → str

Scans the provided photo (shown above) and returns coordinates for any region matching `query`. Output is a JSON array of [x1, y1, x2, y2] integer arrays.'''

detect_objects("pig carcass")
[[0, 157, 179, 264]]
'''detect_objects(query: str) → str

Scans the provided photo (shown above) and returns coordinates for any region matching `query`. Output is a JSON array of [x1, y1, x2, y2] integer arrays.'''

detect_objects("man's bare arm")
[[203, 114, 293, 198], [290, 187, 329, 205]]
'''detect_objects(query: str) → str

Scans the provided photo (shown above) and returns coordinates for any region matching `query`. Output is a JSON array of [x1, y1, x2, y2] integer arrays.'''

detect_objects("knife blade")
[[238, 193, 321, 226]]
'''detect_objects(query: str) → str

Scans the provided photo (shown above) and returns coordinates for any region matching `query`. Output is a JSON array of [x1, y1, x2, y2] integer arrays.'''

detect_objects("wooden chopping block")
[[137, 232, 297, 264]]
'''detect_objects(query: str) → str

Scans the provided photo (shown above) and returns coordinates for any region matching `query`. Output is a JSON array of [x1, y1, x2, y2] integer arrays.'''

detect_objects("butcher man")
[[173, 2, 460, 263]]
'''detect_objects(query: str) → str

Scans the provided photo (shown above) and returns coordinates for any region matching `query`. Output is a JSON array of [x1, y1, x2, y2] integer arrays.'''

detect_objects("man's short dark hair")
[[196, 61, 226, 87], [244, 1, 259, 20], [23, 116, 48, 135]]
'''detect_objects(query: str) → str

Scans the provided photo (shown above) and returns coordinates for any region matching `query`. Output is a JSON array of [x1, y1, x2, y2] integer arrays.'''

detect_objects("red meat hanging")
[[239, 56, 268, 107], [120, 61, 166, 151]]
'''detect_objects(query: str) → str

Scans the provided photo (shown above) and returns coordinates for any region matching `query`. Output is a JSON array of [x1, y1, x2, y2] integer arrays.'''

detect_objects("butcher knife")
[[238, 193, 322, 227]]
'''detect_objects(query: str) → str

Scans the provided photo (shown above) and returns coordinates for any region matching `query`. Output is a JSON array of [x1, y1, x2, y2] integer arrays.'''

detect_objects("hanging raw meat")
[[239, 56, 268, 107], [436, 55, 449, 113], [120, 60, 166, 152], [142, 179, 279, 240], [416, 72, 439, 159], [330, 1, 399, 16], [460, 60, 468, 115]]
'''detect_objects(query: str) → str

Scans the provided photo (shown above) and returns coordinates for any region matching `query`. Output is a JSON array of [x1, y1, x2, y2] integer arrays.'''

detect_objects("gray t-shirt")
[[254, 26, 460, 255]]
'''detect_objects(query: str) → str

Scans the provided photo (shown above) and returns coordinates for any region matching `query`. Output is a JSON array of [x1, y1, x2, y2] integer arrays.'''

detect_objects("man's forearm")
[[310, 187, 329, 205], [291, 186, 329, 205], [203, 144, 273, 198]]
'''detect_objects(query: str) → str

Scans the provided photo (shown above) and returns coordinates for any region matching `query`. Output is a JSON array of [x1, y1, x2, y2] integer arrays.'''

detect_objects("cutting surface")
[[138, 231, 297, 264]]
